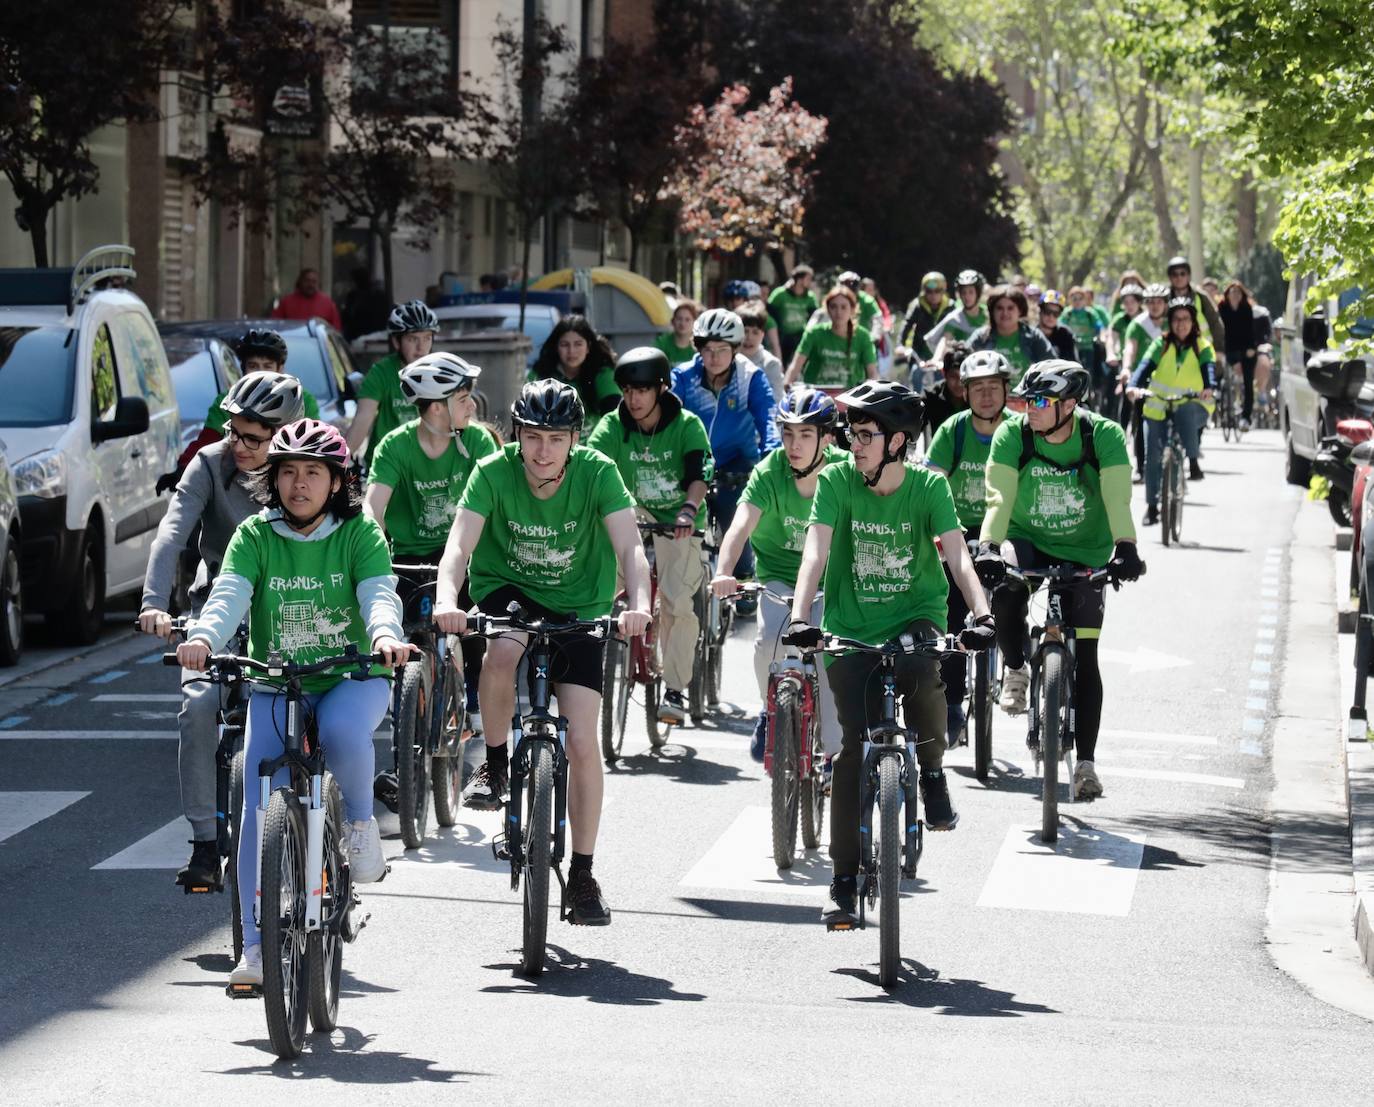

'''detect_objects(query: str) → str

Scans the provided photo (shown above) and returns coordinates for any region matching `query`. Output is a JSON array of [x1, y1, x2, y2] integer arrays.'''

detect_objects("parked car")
[[159, 331, 243, 450], [352, 301, 561, 372], [0, 245, 180, 644], [0, 442, 22, 664]]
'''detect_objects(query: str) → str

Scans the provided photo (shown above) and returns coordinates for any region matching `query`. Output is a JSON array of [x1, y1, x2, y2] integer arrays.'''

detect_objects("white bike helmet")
[[220, 371, 305, 427], [959, 351, 1013, 383], [399, 352, 481, 403], [692, 307, 745, 348]]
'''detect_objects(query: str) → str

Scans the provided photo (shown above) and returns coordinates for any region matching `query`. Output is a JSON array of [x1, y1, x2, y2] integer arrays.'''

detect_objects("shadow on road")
[[220, 1024, 484, 1081], [1102, 804, 1348, 871], [480, 945, 705, 1005], [611, 746, 750, 786], [834, 960, 1058, 1015]]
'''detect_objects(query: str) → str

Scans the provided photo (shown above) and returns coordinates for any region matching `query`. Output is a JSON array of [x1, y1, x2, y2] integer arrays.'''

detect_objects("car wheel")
[[1284, 411, 1312, 487], [46, 528, 105, 646], [0, 534, 22, 666]]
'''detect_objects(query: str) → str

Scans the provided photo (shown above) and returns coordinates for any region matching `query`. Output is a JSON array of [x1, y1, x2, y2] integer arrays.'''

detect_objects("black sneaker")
[[176, 839, 221, 889], [1143, 505, 1159, 527], [567, 868, 612, 926], [373, 771, 400, 814], [657, 688, 687, 725], [461, 762, 508, 811], [823, 875, 857, 928], [919, 769, 959, 830], [1188, 459, 1204, 481]]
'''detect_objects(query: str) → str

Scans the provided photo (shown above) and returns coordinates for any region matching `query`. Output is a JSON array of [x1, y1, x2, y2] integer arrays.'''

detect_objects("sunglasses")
[[1026, 396, 1059, 410], [1040, 307, 1062, 317], [226, 427, 272, 450]]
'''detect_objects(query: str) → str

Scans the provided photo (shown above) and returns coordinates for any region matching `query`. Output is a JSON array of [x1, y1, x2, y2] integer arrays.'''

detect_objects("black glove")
[[155, 469, 182, 496], [1109, 540, 1145, 583], [781, 620, 822, 649], [958, 614, 997, 651], [973, 541, 1005, 585]]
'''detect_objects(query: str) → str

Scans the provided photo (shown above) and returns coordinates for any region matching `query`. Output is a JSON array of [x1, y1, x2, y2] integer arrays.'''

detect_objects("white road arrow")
[[1099, 645, 1193, 673]]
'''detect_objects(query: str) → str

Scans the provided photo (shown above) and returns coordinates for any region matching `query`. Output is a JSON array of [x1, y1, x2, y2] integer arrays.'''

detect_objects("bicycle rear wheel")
[[878, 756, 902, 987], [770, 680, 801, 869], [395, 661, 431, 850], [1160, 449, 1175, 547], [645, 676, 667, 748], [800, 702, 825, 851], [228, 749, 245, 963], [307, 773, 345, 1032], [431, 664, 465, 827], [260, 789, 308, 1059], [520, 741, 554, 977], [689, 583, 708, 724], [974, 648, 994, 782], [1040, 650, 1066, 843]]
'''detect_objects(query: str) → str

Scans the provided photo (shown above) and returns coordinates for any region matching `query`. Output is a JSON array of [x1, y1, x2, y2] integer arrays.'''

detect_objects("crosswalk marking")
[[92, 818, 188, 869], [0, 730, 177, 741], [1108, 766, 1244, 789], [91, 694, 182, 703], [87, 670, 128, 685], [679, 805, 829, 898], [0, 792, 90, 844], [1098, 727, 1217, 746], [977, 824, 1145, 916]]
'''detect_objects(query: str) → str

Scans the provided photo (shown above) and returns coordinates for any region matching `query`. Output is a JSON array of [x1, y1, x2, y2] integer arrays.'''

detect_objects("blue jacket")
[[672, 354, 778, 471]]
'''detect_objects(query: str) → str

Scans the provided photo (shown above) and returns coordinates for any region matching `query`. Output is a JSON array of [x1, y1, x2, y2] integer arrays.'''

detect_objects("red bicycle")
[[601, 523, 666, 762]]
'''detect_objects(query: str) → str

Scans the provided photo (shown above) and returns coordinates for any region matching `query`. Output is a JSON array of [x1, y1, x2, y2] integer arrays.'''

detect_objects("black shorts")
[[1005, 538, 1106, 633], [474, 584, 607, 694]]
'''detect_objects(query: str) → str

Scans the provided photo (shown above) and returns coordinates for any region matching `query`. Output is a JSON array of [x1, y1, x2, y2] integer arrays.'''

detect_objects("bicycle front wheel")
[[432, 664, 465, 827], [520, 741, 554, 977], [878, 756, 902, 987], [1170, 451, 1186, 543], [228, 749, 245, 963], [600, 639, 626, 765], [260, 789, 308, 1059], [307, 773, 345, 1032], [974, 648, 994, 782], [1160, 449, 1175, 547], [395, 660, 432, 850], [800, 704, 825, 851], [770, 680, 801, 869], [1040, 650, 1066, 843]]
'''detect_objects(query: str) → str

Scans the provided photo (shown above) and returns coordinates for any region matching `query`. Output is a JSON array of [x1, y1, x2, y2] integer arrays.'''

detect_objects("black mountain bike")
[[1154, 390, 1202, 547]]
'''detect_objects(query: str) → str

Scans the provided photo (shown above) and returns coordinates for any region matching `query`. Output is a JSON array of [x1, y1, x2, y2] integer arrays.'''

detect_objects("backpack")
[[950, 411, 1098, 477]]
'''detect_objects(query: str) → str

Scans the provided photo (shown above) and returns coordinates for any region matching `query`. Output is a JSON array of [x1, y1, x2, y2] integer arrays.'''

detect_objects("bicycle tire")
[[520, 741, 554, 977], [1160, 449, 1174, 547], [974, 649, 994, 781], [689, 582, 708, 724], [613, 641, 632, 751], [260, 789, 308, 1059], [1171, 453, 1185, 543], [771, 680, 801, 869], [307, 773, 345, 1032], [800, 696, 825, 851], [395, 661, 431, 851], [431, 666, 464, 827], [1040, 649, 1066, 843], [228, 748, 245, 963], [645, 678, 667, 748], [599, 639, 625, 764], [878, 756, 902, 987]]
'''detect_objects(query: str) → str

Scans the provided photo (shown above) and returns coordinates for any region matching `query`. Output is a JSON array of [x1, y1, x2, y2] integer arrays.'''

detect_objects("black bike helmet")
[[511, 378, 584, 433], [387, 299, 439, 335], [1013, 360, 1091, 403], [837, 380, 925, 437], [234, 328, 288, 366], [613, 346, 672, 390]]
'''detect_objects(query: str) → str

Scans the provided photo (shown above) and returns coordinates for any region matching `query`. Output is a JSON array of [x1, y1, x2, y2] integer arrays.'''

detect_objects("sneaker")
[[1188, 459, 1204, 481], [349, 818, 386, 883], [176, 839, 221, 889], [1240, 418, 1251, 432], [372, 771, 399, 814], [658, 688, 687, 725], [919, 769, 959, 830], [999, 664, 1029, 715], [229, 945, 263, 988], [567, 868, 612, 925], [946, 702, 967, 748], [1143, 505, 1159, 527], [750, 713, 767, 763], [1132, 470, 1144, 485], [462, 761, 508, 811], [467, 709, 483, 737], [1073, 759, 1104, 801], [822, 875, 857, 928]]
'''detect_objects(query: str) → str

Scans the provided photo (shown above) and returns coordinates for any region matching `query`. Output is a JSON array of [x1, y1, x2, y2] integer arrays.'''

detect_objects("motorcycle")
[[1313, 417, 1374, 528]]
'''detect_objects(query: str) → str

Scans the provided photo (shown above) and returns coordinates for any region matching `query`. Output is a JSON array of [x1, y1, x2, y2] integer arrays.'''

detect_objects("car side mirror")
[[91, 396, 150, 443], [1303, 314, 1330, 352]]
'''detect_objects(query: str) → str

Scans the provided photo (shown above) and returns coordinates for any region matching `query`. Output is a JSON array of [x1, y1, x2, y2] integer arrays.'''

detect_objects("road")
[[2, 428, 1373, 1103]]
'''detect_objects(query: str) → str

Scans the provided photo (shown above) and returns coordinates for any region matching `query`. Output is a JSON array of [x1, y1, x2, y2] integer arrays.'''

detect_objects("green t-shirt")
[[1090, 304, 1110, 328], [809, 458, 960, 643], [768, 286, 820, 337], [927, 410, 1003, 532], [585, 405, 712, 526], [220, 512, 394, 692], [987, 412, 1130, 566], [368, 420, 499, 556], [740, 444, 847, 587], [856, 290, 881, 334], [206, 388, 319, 434], [358, 352, 412, 465], [795, 323, 876, 388], [1124, 314, 1162, 353], [653, 333, 697, 367], [993, 330, 1030, 378], [1061, 307, 1102, 360], [459, 443, 634, 618], [1109, 309, 1132, 342]]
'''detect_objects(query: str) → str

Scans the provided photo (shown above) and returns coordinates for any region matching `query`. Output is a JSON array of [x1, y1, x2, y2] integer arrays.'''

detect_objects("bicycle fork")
[[853, 739, 923, 930]]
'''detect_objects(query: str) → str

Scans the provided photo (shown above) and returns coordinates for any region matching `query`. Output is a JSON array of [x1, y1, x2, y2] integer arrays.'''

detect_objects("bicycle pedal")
[[826, 917, 857, 933], [180, 881, 220, 895], [225, 983, 262, 1000]]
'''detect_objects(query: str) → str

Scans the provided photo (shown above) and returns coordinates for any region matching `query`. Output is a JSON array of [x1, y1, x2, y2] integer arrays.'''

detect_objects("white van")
[[0, 246, 179, 644]]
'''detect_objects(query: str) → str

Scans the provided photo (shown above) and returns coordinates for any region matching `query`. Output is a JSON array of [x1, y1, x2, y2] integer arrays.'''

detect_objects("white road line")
[[92, 818, 188, 869], [1243, 717, 1265, 733], [0, 730, 177, 741], [1247, 697, 1267, 710], [1109, 766, 1245, 789], [679, 806, 829, 897], [976, 824, 1145, 917], [91, 694, 182, 703], [1253, 660, 1273, 674], [1098, 727, 1216, 746], [87, 671, 128, 685], [137, 652, 166, 665], [1239, 738, 1263, 757], [0, 791, 90, 844]]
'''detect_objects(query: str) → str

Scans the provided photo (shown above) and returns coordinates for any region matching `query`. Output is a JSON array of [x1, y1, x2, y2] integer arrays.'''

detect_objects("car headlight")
[[14, 449, 66, 499]]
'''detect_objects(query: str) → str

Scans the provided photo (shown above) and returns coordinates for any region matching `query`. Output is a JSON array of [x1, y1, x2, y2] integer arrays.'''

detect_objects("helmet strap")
[[1042, 405, 1075, 438], [862, 433, 904, 488], [789, 436, 826, 480]]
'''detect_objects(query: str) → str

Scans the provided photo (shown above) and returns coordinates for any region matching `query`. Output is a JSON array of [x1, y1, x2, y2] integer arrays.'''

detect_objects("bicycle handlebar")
[[469, 610, 618, 642], [162, 646, 389, 679], [638, 522, 707, 539], [809, 632, 961, 659], [732, 581, 824, 606], [1003, 565, 1116, 587]]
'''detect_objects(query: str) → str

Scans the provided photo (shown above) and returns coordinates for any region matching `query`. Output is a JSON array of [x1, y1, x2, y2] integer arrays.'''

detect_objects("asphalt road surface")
[[2, 428, 1373, 1103]]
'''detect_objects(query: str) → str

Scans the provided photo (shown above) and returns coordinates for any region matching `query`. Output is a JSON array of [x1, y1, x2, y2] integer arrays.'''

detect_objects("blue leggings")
[[237, 677, 390, 950]]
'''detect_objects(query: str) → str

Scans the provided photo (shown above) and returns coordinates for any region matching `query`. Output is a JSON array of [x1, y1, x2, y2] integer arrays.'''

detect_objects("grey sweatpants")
[[178, 669, 220, 841]]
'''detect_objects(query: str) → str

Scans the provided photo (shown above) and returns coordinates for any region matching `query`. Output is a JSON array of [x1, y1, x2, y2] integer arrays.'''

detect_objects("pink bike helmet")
[[267, 418, 351, 470]]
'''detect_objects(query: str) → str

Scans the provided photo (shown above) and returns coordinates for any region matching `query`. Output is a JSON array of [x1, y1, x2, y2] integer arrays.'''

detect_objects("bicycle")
[[689, 533, 727, 725], [470, 606, 619, 976], [165, 645, 386, 1058], [1215, 367, 1240, 442], [802, 630, 961, 988], [1150, 390, 1203, 547], [958, 540, 1003, 783]]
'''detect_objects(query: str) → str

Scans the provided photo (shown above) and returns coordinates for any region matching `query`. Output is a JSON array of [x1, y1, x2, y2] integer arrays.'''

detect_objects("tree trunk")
[[376, 221, 394, 302], [28, 217, 49, 269], [1145, 99, 1182, 259], [1234, 170, 1257, 262], [519, 212, 534, 333]]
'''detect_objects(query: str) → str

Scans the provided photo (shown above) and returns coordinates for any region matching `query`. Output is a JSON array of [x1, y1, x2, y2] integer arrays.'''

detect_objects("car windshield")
[[0, 325, 77, 426], [164, 338, 237, 424], [282, 335, 331, 401]]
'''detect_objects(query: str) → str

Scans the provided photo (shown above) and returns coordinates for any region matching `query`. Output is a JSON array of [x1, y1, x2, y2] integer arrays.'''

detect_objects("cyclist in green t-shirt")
[[925, 269, 990, 367], [586, 347, 712, 725], [785, 381, 994, 929], [838, 270, 882, 340], [653, 300, 701, 368], [433, 379, 651, 926], [347, 300, 438, 467], [1062, 287, 1104, 368], [529, 315, 622, 436], [768, 264, 820, 364], [974, 362, 1144, 803], [926, 350, 1013, 746], [784, 285, 878, 390]]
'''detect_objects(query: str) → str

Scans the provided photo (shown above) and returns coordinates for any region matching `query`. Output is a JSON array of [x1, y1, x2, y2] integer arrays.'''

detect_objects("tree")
[[662, 79, 827, 258], [0, 0, 181, 265]]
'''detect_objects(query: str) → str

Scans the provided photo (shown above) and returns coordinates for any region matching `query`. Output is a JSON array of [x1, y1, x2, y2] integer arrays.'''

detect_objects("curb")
[[1352, 735, 1374, 973], [0, 627, 140, 691]]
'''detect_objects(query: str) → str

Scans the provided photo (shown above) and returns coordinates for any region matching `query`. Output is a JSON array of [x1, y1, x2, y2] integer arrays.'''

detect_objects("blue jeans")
[[1143, 403, 1207, 507], [236, 677, 390, 949]]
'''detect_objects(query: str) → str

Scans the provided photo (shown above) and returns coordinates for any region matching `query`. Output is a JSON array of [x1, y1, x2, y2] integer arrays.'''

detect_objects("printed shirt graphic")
[[987, 412, 1129, 566], [586, 407, 712, 527], [927, 410, 999, 531], [220, 513, 395, 692], [993, 330, 1030, 377], [795, 323, 876, 388], [459, 444, 634, 617], [741, 445, 846, 586], [809, 459, 959, 642], [358, 352, 413, 463], [1061, 307, 1102, 360], [768, 286, 820, 336], [369, 420, 498, 555]]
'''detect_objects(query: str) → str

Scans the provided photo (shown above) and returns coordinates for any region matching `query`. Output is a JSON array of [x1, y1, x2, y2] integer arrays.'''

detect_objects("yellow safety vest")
[[1143, 341, 1215, 421]]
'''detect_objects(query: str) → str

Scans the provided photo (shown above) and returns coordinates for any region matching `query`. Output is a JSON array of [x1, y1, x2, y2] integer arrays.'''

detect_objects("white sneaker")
[[1073, 760, 1103, 801], [349, 818, 386, 882], [999, 665, 1030, 715], [467, 709, 483, 737], [229, 945, 263, 987]]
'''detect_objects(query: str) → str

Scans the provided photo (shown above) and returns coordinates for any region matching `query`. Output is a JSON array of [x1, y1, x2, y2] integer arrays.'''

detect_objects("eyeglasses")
[[1167, 268, 1189, 278], [848, 427, 886, 446], [1040, 307, 1062, 318], [1026, 396, 1060, 410], [226, 427, 272, 449]]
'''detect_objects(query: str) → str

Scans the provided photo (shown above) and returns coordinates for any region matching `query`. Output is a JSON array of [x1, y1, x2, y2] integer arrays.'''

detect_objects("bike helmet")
[[511, 378, 584, 432], [220, 371, 305, 427], [740, 279, 762, 299], [1166, 255, 1191, 273], [1143, 282, 1170, 300], [960, 350, 1013, 383], [837, 380, 925, 436], [776, 386, 838, 429], [233, 328, 288, 366], [399, 352, 481, 403], [1025, 283, 1042, 301], [267, 418, 351, 469], [1166, 295, 1198, 319], [1039, 289, 1065, 309], [1118, 283, 1146, 300], [838, 270, 862, 289], [955, 269, 985, 290], [614, 346, 672, 390], [1013, 360, 1091, 403], [921, 271, 947, 292], [721, 279, 752, 302], [692, 307, 745, 348], [387, 299, 439, 335]]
